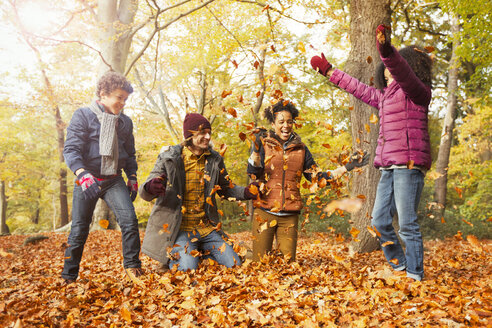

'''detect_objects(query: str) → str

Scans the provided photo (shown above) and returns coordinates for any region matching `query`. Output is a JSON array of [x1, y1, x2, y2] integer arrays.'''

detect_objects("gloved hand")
[[344, 151, 370, 171], [145, 173, 167, 197], [310, 53, 333, 76], [376, 24, 393, 58], [244, 181, 261, 200], [77, 171, 101, 200], [127, 176, 138, 202]]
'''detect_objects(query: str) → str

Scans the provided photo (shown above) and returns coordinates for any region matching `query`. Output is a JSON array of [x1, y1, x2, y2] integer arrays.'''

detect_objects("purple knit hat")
[[183, 113, 211, 139]]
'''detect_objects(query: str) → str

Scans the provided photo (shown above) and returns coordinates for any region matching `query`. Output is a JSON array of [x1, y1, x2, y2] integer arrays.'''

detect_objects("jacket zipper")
[[281, 148, 286, 210]]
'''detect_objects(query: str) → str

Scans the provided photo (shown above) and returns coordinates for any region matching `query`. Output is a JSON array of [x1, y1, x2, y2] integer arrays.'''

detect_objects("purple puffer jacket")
[[329, 47, 432, 169]]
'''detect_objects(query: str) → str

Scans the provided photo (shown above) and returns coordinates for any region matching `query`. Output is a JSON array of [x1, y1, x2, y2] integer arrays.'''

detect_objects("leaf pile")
[[0, 231, 490, 327]]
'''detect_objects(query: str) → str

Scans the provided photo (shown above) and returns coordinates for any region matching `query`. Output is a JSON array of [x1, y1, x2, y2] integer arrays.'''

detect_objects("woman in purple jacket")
[[310, 25, 433, 281]]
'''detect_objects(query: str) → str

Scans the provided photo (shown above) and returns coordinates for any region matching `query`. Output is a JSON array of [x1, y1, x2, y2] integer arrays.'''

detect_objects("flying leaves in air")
[[298, 41, 306, 53], [99, 219, 109, 229], [221, 90, 232, 98], [324, 198, 363, 216], [369, 113, 378, 124]]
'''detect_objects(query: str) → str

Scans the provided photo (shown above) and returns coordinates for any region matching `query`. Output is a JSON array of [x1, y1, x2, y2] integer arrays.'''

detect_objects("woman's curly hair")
[[375, 45, 433, 90], [263, 100, 299, 124], [96, 71, 134, 98]]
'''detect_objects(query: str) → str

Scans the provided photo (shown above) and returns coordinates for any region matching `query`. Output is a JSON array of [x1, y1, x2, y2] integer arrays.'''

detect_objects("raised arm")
[[311, 53, 383, 109], [376, 25, 432, 106]]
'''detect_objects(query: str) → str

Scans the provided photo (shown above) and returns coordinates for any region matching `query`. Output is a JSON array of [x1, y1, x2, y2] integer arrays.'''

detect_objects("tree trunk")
[[434, 15, 460, 218], [249, 47, 267, 221], [0, 181, 10, 235], [346, 0, 391, 252], [92, 0, 138, 227], [97, 0, 138, 74], [91, 200, 119, 231]]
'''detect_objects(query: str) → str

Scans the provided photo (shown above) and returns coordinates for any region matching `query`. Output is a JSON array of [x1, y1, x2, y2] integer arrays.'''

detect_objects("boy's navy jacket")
[[64, 106, 138, 178]]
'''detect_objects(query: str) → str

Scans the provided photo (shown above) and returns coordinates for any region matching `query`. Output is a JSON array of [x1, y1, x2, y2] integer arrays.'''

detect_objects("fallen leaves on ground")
[[0, 231, 490, 327]]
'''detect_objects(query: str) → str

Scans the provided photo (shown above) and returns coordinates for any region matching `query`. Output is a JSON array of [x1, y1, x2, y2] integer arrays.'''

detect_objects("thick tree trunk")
[[249, 47, 267, 221], [91, 200, 119, 231], [97, 0, 138, 74], [92, 0, 139, 227], [56, 107, 69, 227], [346, 0, 392, 252], [1, 181, 10, 235], [434, 15, 460, 218]]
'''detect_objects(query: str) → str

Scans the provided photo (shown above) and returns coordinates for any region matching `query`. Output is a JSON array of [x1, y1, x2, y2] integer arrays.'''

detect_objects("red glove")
[[77, 171, 101, 200], [376, 24, 393, 58], [244, 181, 261, 200], [310, 53, 332, 76], [145, 173, 167, 197], [127, 177, 138, 202]]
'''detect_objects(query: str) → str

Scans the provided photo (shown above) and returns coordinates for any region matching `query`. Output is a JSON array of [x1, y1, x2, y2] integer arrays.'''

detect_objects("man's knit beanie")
[[183, 113, 211, 139]]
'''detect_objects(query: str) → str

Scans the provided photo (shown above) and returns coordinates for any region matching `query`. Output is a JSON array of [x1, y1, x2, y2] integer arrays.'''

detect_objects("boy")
[[62, 71, 142, 284]]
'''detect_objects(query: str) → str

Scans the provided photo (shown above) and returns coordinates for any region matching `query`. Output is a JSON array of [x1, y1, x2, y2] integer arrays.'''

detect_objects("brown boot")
[[154, 263, 169, 273], [125, 268, 145, 287]]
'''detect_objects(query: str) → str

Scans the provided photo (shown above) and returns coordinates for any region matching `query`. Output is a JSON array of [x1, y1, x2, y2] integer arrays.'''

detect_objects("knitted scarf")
[[89, 101, 120, 176]]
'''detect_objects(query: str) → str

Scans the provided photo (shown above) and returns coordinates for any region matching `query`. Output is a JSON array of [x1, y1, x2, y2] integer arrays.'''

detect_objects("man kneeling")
[[139, 113, 257, 271]]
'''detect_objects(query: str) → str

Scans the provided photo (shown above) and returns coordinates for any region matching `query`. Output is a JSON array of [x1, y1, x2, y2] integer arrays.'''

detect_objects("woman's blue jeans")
[[61, 176, 141, 280], [169, 230, 242, 271], [371, 169, 425, 281]]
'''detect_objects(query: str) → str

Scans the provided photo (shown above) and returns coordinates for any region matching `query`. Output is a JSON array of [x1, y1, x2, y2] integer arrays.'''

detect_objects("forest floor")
[[0, 230, 491, 327]]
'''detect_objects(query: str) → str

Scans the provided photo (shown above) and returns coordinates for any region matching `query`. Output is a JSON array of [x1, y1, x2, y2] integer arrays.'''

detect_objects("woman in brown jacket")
[[247, 100, 369, 261]]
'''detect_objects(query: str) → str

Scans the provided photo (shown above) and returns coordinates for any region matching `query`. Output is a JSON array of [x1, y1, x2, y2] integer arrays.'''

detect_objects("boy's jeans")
[[169, 230, 241, 271], [61, 176, 141, 280], [371, 169, 425, 281]]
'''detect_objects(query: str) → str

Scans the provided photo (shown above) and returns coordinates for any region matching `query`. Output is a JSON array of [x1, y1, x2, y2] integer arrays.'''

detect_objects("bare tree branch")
[[17, 32, 114, 71], [235, 0, 328, 25], [125, 0, 217, 76]]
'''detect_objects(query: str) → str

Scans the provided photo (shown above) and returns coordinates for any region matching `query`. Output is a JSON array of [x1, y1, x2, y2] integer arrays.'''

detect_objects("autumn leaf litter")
[[0, 231, 491, 327]]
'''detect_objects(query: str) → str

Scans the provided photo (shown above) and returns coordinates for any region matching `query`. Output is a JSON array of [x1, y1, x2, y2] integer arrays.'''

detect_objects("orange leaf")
[[407, 160, 414, 169], [227, 108, 237, 118], [217, 209, 224, 216], [219, 243, 227, 254], [221, 90, 232, 98], [364, 124, 371, 133], [381, 241, 394, 247], [120, 306, 132, 323], [349, 227, 360, 239], [219, 143, 227, 157], [99, 219, 109, 229], [206, 197, 214, 206], [322, 143, 331, 149], [424, 45, 435, 53], [210, 184, 222, 196], [324, 198, 362, 215], [389, 258, 399, 265], [366, 56, 373, 64], [367, 226, 377, 238], [269, 220, 277, 227], [254, 61, 259, 69], [239, 132, 247, 141], [369, 113, 378, 124], [248, 184, 259, 196]]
